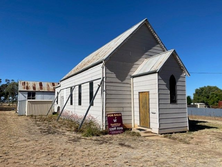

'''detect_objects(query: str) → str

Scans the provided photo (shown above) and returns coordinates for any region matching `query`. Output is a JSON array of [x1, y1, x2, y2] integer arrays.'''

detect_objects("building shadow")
[[189, 119, 217, 132]]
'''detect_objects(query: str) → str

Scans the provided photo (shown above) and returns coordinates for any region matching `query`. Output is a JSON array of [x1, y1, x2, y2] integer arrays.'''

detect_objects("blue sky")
[[1, 0, 222, 97]]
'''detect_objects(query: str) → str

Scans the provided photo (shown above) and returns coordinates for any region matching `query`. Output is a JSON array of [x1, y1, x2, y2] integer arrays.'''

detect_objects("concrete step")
[[132, 127, 157, 137]]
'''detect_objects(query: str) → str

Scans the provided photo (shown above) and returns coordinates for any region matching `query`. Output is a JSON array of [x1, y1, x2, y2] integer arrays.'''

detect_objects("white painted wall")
[[158, 55, 188, 133], [18, 92, 27, 101], [133, 73, 159, 133], [105, 24, 164, 127], [18, 92, 54, 100], [35, 92, 55, 100], [57, 63, 103, 126]]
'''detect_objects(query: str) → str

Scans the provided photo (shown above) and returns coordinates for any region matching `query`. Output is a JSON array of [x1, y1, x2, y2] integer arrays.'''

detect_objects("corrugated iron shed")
[[62, 18, 167, 81], [132, 49, 190, 77], [18, 81, 58, 92]]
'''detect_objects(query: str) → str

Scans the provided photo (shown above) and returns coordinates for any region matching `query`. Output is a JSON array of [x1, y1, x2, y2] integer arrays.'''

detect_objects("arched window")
[[170, 75, 177, 103]]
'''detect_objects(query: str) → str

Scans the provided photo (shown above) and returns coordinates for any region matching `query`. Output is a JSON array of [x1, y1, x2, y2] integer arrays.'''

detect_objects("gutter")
[[131, 70, 157, 78], [61, 60, 104, 81]]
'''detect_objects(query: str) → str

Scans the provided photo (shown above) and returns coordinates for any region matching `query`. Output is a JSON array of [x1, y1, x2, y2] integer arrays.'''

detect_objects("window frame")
[[169, 75, 177, 104], [56, 92, 59, 104], [89, 81, 94, 106], [78, 85, 82, 106], [27, 92, 36, 99], [70, 87, 73, 105]]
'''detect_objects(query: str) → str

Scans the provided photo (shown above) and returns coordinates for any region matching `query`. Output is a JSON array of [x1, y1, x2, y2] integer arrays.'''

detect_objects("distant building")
[[17, 81, 58, 115], [191, 103, 206, 108]]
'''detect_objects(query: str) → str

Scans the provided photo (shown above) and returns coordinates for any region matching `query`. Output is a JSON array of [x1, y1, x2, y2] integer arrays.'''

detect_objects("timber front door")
[[139, 92, 150, 128]]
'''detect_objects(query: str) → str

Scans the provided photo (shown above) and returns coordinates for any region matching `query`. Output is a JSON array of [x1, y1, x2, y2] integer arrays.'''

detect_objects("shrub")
[[81, 120, 101, 137], [61, 111, 103, 137]]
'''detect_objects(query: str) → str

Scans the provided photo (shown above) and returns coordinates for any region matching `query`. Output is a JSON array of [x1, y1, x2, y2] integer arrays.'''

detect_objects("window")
[[56, 92, 59, 104], [70, 87, 73, 105], [169, 75, 177, 103], [89, 82, 94, 106], [27, 92, 35, 99], [78, 85, 81, 106]]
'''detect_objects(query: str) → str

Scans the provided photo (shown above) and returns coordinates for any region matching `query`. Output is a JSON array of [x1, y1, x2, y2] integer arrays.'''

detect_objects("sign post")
[[107, 113, 124, 135]]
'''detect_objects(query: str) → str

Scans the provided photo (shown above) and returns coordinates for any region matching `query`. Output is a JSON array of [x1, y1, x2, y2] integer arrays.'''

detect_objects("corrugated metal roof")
[[18, 81, 58, 92], [62, 18, 167, 81], [132, 49, 190, 77]]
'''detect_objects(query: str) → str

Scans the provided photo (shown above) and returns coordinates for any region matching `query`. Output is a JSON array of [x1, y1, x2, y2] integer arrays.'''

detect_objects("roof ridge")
[[61, 18, 166, 81]]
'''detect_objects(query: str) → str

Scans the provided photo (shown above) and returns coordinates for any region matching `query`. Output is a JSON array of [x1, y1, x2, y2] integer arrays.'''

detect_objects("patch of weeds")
[[59, 119, 79, 131], [29, 112, 108, 137], [100, 129, 109, 135], [81, 120, 101, 137]]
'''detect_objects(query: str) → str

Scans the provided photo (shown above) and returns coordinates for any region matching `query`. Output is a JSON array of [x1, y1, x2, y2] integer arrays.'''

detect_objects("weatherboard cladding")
[[158, 55, 188, 133], [18, 81, 58, 92], [62, 18, 166, 81], [105, 23, 165, 126], [54, 64, 103, 126]]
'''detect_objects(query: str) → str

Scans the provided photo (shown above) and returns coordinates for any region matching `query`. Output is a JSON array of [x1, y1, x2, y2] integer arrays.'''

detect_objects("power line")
[[190, 72, 222, 74]]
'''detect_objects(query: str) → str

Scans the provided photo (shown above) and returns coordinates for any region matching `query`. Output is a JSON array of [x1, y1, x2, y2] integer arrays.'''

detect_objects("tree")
[[193, 86, 222, 107], [5, 81, 18, 103], [0, 84, 8, 101], [187, 96, 192, 105], [5, 79, 10, 86], [0, 79, 18, 103]]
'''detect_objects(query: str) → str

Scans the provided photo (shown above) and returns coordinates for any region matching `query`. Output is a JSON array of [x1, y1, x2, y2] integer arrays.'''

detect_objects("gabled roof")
[[132, 49, 190, 77], [61, 18, 167, 81]]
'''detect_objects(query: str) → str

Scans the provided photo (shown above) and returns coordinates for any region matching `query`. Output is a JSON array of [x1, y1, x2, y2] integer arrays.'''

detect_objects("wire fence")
[[188, 107, 222, 117]]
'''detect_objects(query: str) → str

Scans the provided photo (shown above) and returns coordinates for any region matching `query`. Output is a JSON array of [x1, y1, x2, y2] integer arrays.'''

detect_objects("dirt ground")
[[0, 111, 222, 167]]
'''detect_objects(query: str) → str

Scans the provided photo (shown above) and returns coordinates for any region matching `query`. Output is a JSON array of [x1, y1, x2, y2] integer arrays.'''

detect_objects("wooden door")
[[139, 92, 150, 128]]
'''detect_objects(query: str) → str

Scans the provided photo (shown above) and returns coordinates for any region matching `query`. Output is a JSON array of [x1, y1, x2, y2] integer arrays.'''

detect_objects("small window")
[[89, 82, 94, 106], [56, 92, 59, 104], [170, 75, 177, 103], [78, 85, 81, 106], [70, 87, 73, 105], [27, 92, 35, 99]]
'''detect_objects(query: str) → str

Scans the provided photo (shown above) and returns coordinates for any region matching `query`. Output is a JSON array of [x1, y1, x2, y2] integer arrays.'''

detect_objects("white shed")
[[18, 81, 58, 115], [55, 18, 190, 134]]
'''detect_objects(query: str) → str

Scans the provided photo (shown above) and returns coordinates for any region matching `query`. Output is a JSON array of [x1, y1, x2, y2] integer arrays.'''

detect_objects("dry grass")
[[31, 115, 107, 137], [164, 116, 222, 144], [0, 103, 17, 111], [30, 115, 142, 137], [31, 115, 79, 133], [1, 111, 222, 166]]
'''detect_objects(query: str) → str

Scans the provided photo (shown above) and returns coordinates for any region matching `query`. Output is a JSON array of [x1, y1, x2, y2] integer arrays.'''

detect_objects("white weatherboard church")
[[55, 18, 190, 134]]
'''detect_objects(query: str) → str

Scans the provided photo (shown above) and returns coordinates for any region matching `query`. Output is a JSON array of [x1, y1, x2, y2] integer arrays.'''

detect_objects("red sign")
[[107, 113, 124, 135]]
